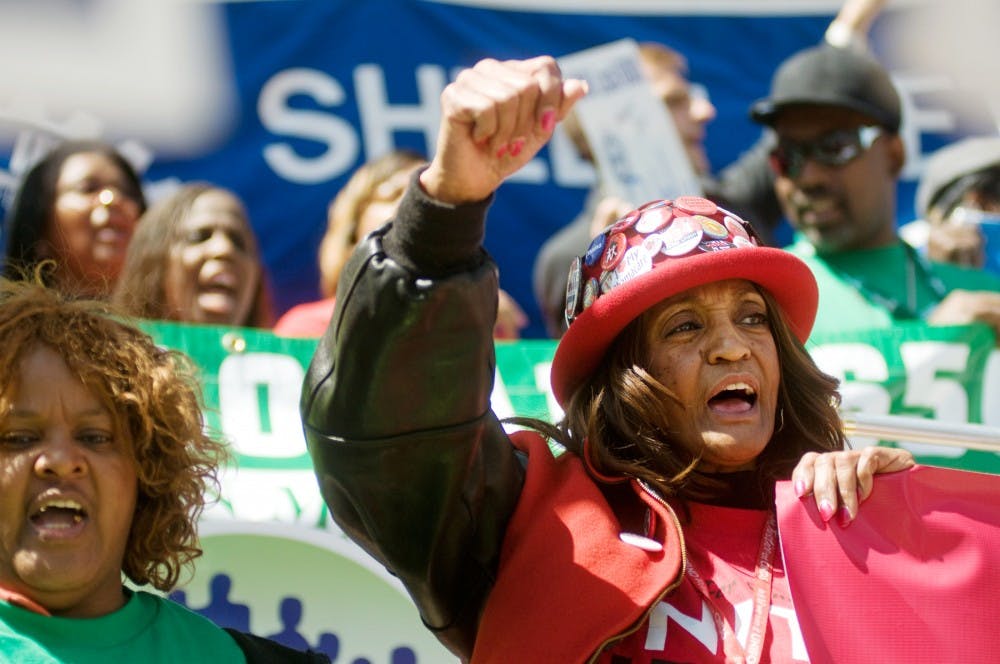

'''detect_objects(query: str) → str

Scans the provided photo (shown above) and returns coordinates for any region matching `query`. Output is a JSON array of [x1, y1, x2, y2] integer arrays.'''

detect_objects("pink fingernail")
[[794, 480, 806, 498], [496, 144, 508, 158], [541, 109, 556, 133], [509, 137, 525, 156], [837, 506, 853, 528], [819, 499, 835, 522]]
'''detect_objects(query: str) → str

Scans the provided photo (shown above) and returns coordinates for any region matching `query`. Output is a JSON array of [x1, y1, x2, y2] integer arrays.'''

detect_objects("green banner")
[[140, 319, 998, 662], [143, 319, 1000, 481]]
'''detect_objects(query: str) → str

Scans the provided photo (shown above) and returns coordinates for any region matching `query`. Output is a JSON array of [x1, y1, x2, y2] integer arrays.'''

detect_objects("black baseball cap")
[[750, 45, 901, 132]]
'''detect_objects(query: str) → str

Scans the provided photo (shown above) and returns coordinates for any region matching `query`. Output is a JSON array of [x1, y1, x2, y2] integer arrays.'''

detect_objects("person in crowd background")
[[301, 55, 917, 662], [113, 183, 273, 328], [0, 278, 326, 662], [273, 150, 425, 337], [531, 0, 887, 338], [3, 140, 146, 299], [532, 40, 774, 337], [274, 149, 527, 339], [751, 44, 1000, 340], [903, 135, 1000, 275]]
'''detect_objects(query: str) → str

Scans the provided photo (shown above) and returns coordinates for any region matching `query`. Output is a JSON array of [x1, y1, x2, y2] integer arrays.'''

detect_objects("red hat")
[[550, 196, 818, 407]]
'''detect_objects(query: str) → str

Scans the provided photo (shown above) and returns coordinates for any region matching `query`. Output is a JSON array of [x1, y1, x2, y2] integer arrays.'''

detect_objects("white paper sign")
[[558, 38, 702, 205]]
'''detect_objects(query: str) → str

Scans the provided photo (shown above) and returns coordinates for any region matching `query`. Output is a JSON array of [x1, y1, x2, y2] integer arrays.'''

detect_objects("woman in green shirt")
[[0, 277, 325, 663]]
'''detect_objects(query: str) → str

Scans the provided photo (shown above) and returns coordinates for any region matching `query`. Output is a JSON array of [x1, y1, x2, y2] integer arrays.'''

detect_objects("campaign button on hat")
[[584, 233, 607, 267], [674, 195, 718, 217], [564, 256, 583, 323], [615, 245, 653, 285], [635, 206, 674, 234], [641, 233, 664, 256], [695, 214, 729, 239], [734, 235, 754, 248], [600, 268, 619, 293], [724, 214, 750, 241], [610, 209, 641, 234], [600, 232, 628, 270], [582, 277, 600, 310], [660, 216, 703, 256], [638, 198, 671, 211], [699, 239, 735, 252]]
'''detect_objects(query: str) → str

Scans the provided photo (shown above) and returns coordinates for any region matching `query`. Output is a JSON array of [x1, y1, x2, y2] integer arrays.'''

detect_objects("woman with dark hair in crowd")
[[0, 278, 325, 661], [3, 140, 147, 298], [275, 149, 526, 338], [113, 183, 272, 328]]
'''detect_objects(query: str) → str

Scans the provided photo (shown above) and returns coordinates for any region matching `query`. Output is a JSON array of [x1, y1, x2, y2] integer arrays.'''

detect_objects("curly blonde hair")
[[0, 274, 226, 590]]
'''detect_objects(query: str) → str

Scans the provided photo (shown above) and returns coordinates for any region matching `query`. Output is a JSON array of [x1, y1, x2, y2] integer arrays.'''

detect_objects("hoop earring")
[[775, 407, 785, 434]]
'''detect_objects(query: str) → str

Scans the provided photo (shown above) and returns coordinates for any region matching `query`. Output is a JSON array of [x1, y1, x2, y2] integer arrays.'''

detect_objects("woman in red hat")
[[301, 56, 914, 663]]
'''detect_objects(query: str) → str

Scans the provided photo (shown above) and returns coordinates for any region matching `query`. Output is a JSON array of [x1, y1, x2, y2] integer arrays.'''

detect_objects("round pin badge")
[[564, 256, 583, 323], [600, 232, 628, 271], [641, 233, 664, 256], [610, 209, 641, 234], [674, 195, 718, 217], [724, 215, 750, 241], [635, 205, 674, 234], [584, 233, 607, 267], [581, 277, 600, 310], [694, 214, 728, 239], [660, 216, 703, 256], [734, 235, 754, 248], [614, 245, 653, 286], [699, 239, 735, 252], [600, 268, 618, 293], [637, 198, 671, 212]]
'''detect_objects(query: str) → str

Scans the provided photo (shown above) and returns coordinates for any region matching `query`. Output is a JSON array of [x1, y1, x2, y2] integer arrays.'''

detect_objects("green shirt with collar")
[[786, 236, 1000, 338]]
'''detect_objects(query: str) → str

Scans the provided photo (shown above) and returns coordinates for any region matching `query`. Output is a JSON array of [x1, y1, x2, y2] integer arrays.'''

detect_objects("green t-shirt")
[[787, 237, 1000, 338], [0, 589, 245, 663]]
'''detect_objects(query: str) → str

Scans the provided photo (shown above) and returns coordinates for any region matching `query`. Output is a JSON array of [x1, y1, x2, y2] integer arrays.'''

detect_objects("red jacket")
[[474, 431, 684, 662]]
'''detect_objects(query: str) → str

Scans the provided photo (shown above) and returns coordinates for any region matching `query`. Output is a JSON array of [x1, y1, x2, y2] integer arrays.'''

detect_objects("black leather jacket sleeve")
[[224, 629, 330, 663], [300, 172, 526, 659]]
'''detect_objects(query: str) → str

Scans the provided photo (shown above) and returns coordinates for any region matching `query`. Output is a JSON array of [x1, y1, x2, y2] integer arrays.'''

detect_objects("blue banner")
[[153, 1, 830, 337], [1, 1, 995, 337]]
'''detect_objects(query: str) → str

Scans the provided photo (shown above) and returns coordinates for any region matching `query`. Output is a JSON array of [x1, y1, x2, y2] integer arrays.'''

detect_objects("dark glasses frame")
[[769, 125, 884, 178]]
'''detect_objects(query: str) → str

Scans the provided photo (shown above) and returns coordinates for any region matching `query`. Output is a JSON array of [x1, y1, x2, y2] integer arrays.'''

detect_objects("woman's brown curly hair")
[[518, 286, 846, 504], [0, 274, 226, 590]]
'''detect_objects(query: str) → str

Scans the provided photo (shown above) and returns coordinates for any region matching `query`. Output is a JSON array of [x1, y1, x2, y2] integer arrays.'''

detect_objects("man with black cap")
[[751, 44, 1000, 340]]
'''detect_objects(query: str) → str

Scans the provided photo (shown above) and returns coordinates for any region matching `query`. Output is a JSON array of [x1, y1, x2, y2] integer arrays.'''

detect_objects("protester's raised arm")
[[420, 56, 587, 205]]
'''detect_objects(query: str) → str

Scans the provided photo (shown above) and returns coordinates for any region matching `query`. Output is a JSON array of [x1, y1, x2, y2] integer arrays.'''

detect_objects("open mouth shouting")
[[707, 381, 758, 416], [30, 495, 88, 541]]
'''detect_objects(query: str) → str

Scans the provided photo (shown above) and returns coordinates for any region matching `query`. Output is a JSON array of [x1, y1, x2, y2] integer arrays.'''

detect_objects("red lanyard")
[[684, 512, 777, 664]]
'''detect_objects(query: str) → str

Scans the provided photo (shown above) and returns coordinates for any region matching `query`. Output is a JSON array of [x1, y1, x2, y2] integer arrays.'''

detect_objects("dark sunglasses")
[[770, 125, 884, 178]]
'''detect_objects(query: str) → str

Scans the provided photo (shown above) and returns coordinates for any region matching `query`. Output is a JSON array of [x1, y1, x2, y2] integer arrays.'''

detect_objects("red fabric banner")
[[776, 465, 1000, 664]]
